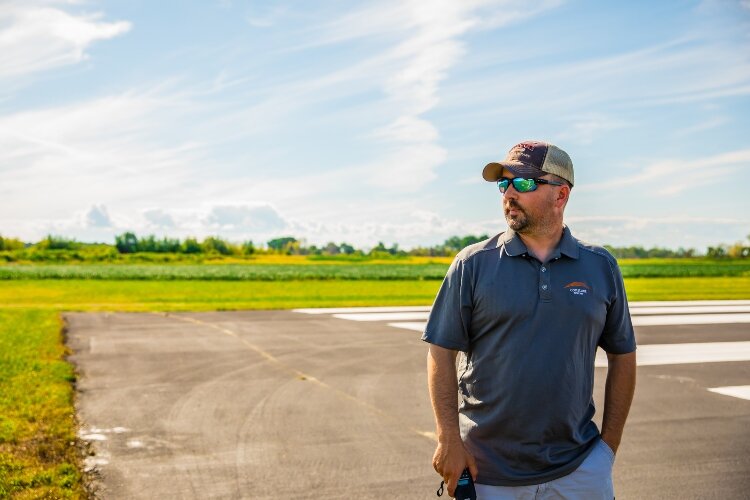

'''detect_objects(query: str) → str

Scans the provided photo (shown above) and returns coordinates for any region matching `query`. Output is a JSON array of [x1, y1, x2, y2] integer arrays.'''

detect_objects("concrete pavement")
[[67, 303, 750, 499]]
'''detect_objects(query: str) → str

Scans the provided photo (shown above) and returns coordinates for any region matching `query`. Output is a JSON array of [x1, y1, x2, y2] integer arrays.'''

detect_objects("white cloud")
[[302, 0, 564, 191], [567, 214, 749, 250], [143, 208, 176, 229], [671, 116, 728, 138], [0, 90, 204, 219], [85, 204, 112, 227], [205, 204, 287, 232], [577, 149, 750, 195], [0, 2, 131, 80], [556, 114, 632, 145]]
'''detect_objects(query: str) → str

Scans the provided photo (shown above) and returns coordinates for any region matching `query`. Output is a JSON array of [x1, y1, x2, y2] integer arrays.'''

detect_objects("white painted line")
[[707, 385, 750, 401], [293, 306, 431, 314], [595, 341, 750, 367], [632, 313, 750, 326], [630, 305, 750, 315], [630, 300, 750, 307], [388, 322, 427, 332], [333, 312, 431, 322], [333, 311, 750, 326]]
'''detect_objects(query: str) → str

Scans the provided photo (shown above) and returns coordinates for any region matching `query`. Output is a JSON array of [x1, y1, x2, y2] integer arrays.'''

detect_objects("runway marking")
[[298, 302, 750, 326], [631, 313, 750, 326], [388, 321, 427, 332], [594, 341, 750, 367], [332, 312, 750, 327], [629, 305, 750, 315], [707, 385, 750, 401], [156, 313, 436, 443], [293, 306, 431, 314], [334, 312, 430, 322]]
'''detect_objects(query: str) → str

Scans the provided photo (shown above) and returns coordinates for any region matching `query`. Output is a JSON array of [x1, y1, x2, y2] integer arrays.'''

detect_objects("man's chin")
[[505, 217, 527, 232]]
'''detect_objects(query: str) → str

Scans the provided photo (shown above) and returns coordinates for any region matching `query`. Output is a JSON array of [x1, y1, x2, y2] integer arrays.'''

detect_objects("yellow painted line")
[[156, 312, 437, 442]]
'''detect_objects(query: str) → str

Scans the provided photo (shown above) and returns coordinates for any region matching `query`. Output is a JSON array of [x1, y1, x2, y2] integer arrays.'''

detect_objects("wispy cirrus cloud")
[[293, 0, 565, 191], [0, 1, 131, 80], [577, 149, 750, 195]]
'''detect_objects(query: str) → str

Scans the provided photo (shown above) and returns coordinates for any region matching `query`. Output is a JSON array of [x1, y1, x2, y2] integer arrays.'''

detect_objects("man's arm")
[[600, 351, 636, 454], [427, 344, 477, 496]]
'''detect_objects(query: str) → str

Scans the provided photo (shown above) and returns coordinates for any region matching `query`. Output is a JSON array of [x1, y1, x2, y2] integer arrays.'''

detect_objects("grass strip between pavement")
[[0, 310, 84, 499], [1, 276, 749, 497]]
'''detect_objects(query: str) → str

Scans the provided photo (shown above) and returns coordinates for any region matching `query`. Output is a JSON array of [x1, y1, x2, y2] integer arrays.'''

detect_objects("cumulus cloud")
[[85, 204, 112, 227], [0, 2, 131, 80], [142, 208, 176, 228], [205, 204, 287, 232]]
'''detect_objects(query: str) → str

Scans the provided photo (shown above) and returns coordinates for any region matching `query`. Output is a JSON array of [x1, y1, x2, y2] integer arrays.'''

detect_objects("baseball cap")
[[482, 140, 574, 187]]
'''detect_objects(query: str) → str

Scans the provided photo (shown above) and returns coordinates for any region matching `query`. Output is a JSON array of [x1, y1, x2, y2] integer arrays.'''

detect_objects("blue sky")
[[2, 0, 749, 250]]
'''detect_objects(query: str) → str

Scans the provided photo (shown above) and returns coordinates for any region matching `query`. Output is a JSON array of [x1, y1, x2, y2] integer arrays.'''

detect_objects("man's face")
[[500, 168, 561, 234]]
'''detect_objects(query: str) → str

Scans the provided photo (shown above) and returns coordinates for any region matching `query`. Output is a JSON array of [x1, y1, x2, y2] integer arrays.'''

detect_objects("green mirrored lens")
[[512, 178, 537, 192], [497, 179, 510, 192]]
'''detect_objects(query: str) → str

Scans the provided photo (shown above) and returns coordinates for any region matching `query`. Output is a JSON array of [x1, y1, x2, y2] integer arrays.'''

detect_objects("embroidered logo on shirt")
[[564, 281, 590, 296]]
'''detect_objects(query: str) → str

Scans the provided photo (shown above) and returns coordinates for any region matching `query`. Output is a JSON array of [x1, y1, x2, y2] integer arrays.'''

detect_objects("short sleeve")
[[421, 255, 473, 352], [598, 261, 637, 354]]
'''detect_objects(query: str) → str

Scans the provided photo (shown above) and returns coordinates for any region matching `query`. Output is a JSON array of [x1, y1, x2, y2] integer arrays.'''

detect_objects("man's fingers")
[[466, 453, 479, 481], [446, 475, 458, 498]]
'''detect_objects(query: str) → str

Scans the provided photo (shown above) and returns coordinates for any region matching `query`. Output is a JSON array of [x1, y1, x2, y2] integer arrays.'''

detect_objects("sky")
[[2, 0, 749, 251]]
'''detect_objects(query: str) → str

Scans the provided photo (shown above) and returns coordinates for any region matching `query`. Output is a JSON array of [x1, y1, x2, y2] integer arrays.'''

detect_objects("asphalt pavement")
[[66, 302, 750, 499]]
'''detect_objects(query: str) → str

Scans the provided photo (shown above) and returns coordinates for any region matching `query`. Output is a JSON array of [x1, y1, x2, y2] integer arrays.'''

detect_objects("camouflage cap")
[[482, 140, 574, 187]]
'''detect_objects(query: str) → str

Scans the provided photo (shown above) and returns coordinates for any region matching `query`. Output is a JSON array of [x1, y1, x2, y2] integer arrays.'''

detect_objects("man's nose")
[[503, 184, 519, 199]]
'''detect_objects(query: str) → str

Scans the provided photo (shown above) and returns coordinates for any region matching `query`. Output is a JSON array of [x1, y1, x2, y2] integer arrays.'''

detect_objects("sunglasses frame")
[[497, 176, 564, 193]]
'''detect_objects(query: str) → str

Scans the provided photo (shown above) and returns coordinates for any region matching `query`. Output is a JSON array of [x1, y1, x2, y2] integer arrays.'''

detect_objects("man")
[[424, 140, 636, 499]]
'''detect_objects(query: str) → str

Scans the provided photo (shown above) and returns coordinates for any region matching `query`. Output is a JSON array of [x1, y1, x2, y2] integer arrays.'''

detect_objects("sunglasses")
[[497, 177, 564, 193]]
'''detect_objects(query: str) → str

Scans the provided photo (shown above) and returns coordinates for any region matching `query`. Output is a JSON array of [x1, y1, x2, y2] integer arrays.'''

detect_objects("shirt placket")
[[539, 261, 552, 302]]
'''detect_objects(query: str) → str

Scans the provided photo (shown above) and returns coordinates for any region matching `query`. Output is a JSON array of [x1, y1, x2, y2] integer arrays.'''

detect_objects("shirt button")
[[541, 267, 546, 272], [541, 284, 548, 290]]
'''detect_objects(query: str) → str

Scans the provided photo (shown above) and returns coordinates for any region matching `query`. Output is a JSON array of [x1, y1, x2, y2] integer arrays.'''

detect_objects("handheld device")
[[436, 468, 476, 500]]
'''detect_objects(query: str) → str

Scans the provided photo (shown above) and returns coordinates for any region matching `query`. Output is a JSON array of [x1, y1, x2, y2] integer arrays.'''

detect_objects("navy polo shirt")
[[422, 226, 636, 486]]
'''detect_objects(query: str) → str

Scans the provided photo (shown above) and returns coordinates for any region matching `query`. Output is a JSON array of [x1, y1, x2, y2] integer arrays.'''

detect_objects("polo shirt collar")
[[497, 225, 580, 260], [497, 228, 527, 256], [558, 225, 579, 259]]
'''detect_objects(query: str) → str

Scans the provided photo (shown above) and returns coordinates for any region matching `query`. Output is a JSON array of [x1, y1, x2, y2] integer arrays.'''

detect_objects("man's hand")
[[432, 438, 478, 498], [601, 351, 636, 455]]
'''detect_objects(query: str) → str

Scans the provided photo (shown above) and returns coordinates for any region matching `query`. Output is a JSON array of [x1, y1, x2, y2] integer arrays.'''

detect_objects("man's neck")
[[517, 225, 564, 263]]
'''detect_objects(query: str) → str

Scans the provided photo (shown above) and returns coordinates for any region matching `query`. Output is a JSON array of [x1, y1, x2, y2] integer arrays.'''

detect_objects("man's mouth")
[[505, 202, 523, 217]]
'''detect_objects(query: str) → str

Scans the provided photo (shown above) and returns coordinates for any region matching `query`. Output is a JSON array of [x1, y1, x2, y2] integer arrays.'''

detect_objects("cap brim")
[[482, 162, 545, 182]]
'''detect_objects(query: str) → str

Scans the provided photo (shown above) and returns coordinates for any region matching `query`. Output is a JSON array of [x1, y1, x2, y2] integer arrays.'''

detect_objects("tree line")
[[1, 232, 748, 258]]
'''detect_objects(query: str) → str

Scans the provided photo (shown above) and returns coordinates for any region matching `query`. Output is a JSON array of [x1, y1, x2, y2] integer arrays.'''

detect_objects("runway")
[[67, 301, 750, 499]]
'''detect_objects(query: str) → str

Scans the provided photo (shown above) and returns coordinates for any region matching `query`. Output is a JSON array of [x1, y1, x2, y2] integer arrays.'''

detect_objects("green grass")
[[0, 263, 451, 281], [1, 258, 748, 281], [0, 277, 749, 312], [2, 273, 749, 497], [0, 310, 85, 499]]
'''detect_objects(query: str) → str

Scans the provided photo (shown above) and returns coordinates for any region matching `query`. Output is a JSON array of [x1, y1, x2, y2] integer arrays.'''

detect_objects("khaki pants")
[[474, 439, 615, 500]]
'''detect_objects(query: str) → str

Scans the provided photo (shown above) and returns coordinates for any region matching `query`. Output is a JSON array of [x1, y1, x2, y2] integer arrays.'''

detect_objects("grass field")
[[1, 272, 750, 497], [0, 310, 84, 499], [1, 277, 750, 311], [0, 258, 748, 280]]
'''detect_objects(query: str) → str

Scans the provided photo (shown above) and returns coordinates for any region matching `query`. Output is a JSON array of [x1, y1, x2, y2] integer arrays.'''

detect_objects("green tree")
[[202, 236, 232, 255], [0, 235, 24, 251], [38, 235, 80, 250], [267, 237, 298, 254], [115, 232, 139, 253], [241, 240, 256, 255], [181, 237, 203, 254]]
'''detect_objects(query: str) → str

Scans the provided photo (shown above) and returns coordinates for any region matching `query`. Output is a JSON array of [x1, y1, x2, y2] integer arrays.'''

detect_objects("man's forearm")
[[427, 344, 461, 443], [601, 351, 636, 453]]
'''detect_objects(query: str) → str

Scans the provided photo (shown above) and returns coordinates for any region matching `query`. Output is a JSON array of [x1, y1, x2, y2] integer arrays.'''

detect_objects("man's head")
[[482, 141, 574, 234]]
